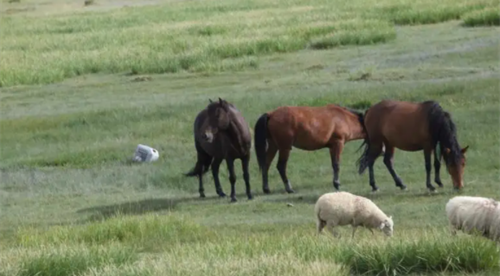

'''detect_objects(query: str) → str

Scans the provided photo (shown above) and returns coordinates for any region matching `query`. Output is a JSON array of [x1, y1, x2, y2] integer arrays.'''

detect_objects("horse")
[[253, 104, 367, 194], [357, 100, 469, 192], [185, 98, 253, 202]]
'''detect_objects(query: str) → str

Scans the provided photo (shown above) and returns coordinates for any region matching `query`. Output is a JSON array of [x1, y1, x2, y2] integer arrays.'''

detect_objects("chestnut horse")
[[185, 98, 253, 202], [254, 104, 367, 194], [357, 100, 469, 192]]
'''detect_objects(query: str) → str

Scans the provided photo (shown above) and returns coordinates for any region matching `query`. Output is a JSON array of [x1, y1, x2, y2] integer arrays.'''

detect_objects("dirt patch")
[[131, 76, 153, 82]]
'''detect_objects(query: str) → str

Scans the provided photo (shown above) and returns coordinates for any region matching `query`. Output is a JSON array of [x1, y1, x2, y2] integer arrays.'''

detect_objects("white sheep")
[[314, 191, 394, 238], [445, 196, 500, 242]]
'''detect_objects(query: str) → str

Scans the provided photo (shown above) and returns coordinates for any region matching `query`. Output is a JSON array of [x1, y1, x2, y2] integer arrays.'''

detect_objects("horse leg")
[[262, 143, 278, 194], [329, 140, 344, 191], [433, 149, 443, 187], [424, 148, 436, 192], [383, 144, 406, 190], [241, 154, 253, 200], [211, 157, 226, 197], [194, 147, 212, 198], [368, 142, 384, 192], [226, 158, 237, 202], [276, 148, 294, 193]]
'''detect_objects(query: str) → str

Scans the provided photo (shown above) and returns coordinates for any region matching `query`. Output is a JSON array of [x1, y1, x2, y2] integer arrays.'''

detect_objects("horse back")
[[267, 105, 361, 149], [228, 105, 252, 143], [365, 100, 432, 149]]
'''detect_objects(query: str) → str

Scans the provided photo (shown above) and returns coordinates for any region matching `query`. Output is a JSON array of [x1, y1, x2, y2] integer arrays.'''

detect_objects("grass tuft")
[[17, 213, 213, 250], [308, 21, 397, 49], [462, 7, 500, 27], [337, 235, 500, 275], [18, 244, 136, 276]]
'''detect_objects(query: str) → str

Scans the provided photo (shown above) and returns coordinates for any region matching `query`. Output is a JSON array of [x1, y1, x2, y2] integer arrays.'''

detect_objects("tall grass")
[[8, 215, 499, 276], [462, 7, 500, 26], [337, 235, 500, 275], [0, 0, 498, 86], [3, 244, 137, 276], [17, 213, 215, 250]]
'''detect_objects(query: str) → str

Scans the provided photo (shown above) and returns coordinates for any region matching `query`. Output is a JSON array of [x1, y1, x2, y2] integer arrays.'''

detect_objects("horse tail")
[[184, 159, 211, 177], [356, 110, 371, 175], [254, 113, 269, 171], [185, 141, 212, 177]]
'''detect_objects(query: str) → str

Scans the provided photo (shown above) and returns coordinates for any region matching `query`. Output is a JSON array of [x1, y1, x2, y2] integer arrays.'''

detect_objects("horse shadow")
[[76, 195, 226, 221]]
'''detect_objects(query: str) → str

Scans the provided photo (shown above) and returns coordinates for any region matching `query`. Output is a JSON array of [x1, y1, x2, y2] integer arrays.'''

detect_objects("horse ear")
[[218, 97, 228, 110], [209, 99, 213, 103], [461, 145, 469, 154], [444, 148, 451, 154]]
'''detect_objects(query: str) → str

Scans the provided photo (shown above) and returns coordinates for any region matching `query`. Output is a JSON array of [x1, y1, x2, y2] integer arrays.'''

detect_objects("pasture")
[[1, 0, 499, 275]]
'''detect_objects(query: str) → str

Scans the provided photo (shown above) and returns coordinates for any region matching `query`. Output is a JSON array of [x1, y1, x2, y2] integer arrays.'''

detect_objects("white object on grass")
[[133, 144, 159, 162]]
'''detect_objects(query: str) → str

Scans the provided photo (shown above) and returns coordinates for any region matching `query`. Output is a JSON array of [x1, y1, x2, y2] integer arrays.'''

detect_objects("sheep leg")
[[317, 219, 326, 234], [449, 224, 458, 236], [326, 222, 340, 238], [329, 140, 344, 191], [424, 148, 436, 192], [351, 226, 357, 238]]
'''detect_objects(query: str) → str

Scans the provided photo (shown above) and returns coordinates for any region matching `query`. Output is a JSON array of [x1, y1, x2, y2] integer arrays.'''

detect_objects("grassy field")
[[1, 0, 500, 275]]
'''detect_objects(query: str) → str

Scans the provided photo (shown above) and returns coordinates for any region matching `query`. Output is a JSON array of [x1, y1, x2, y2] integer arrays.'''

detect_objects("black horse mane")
[[337, 104, 365, 126], [425, 101, 462, 165]]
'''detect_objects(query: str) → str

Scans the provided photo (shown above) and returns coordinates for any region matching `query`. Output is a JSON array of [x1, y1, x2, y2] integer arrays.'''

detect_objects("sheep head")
[[379, 216, 393, 237]]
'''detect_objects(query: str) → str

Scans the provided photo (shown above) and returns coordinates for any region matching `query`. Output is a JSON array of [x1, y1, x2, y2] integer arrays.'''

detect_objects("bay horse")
[[357, 100, 469, 192], [185, 98, 253, 202], [254, 104, 367, 194]]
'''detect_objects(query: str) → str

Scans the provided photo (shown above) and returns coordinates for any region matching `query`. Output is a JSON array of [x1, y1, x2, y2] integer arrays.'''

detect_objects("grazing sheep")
[[314, 191, 393, 238], [445, 196, 500, 242]]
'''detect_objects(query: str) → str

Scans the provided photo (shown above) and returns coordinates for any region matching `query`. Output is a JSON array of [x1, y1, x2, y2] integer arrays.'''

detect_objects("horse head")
[[202, 98, 231, 143]]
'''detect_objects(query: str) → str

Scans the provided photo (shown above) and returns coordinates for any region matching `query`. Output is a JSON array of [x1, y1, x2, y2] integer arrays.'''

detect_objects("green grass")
[[1, 0, 500, 275], [0, 0, 498, 86], [462, 7, 500, 26]]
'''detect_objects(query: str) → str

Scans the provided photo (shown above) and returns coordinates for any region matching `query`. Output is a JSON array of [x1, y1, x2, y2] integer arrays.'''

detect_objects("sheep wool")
[[314, 191, 393, 238], [446, 196, 500, 242]]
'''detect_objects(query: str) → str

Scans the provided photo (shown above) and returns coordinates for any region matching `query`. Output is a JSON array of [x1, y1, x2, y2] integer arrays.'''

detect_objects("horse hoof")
[[400, 185, 407, 190], [286, 189, 295, 194], [371, 188, 379, 193], [247, 195, 254, 200], [230, 198, 237, 203], [218, 192, 227, 198], [199, 194, 206, 198], [263, 188, 271, 194]]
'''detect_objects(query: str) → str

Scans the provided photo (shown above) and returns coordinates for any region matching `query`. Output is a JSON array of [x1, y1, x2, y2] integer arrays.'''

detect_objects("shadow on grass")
[[258, 185, 461, 205], [77, 195, 221, 221]]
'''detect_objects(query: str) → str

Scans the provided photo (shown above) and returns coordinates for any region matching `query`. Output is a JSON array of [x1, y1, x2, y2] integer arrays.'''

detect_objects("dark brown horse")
[[357, 100, 469, 192], [254, 104, 367, 194], [185, 98, 253, 202]]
